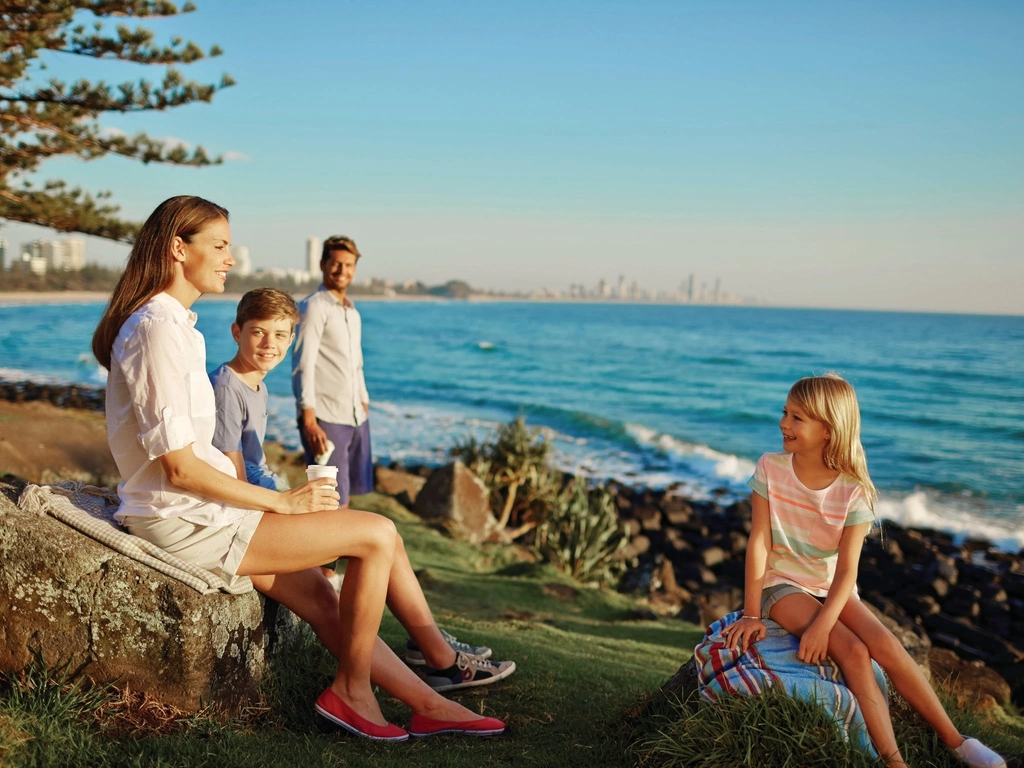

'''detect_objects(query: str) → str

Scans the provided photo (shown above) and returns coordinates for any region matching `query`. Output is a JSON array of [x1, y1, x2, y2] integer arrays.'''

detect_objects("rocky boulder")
[[374, 465, 427, 507], [413, 461, 501, 544], [928, 648, 1012, 711], [0, 482, 271, 713]]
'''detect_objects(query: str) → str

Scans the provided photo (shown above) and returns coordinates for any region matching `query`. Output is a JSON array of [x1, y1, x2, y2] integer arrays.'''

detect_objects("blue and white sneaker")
[[417, 652, 516, 692], [405, 628, 492, 666]]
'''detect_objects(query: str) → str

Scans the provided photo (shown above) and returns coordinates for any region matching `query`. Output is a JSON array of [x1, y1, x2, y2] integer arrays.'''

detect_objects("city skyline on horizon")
[[2, 222, 1020, 314], [0, 3, 1021, 315]]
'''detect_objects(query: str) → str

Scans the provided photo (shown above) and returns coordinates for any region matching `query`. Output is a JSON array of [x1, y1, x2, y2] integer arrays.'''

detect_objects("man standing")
[[292, 236, 371, 511]]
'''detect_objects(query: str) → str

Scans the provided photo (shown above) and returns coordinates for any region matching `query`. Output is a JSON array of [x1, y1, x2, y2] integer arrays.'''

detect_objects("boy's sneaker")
[[953, 737, 1006, 768], [405, 629, 492, 666], [417, 652, 516, 692]]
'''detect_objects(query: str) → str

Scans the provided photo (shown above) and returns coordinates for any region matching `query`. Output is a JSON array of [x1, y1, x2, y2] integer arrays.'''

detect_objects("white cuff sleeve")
[[138, 406, 196, 460]]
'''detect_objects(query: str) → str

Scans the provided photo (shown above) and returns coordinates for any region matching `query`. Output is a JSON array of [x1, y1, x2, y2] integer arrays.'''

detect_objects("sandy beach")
[[0, 291, 110, 305], [0, 399, 118, 485], [0, 290, 455, 306]]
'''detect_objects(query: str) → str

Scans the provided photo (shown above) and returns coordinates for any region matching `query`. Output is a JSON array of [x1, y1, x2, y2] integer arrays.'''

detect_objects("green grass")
[[1, 492, 1021, 767]]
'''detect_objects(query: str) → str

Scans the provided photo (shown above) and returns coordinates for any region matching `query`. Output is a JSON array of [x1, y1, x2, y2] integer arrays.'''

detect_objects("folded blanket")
[[695, 611, 886, 756], [16, 482, 253, 595]]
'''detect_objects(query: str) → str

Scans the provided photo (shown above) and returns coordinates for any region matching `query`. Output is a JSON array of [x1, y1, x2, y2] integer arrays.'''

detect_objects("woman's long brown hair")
[[91, 196, 229, 370]]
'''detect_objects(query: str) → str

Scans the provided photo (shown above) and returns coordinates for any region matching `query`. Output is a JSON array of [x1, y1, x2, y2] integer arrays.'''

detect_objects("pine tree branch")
[[0, 182, 138, 241], [0, 0, 231, 242]]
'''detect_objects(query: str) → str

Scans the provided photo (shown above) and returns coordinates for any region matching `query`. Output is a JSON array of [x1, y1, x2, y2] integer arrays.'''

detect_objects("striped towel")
[[695, 611, 886, 755], [16, 482, 253, 596]]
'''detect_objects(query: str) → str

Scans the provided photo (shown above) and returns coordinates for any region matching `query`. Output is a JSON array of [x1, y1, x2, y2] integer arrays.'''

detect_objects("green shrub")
[[454, 417, 630, 586], [452, 416, 562, 532], [536, 477, 628, 587]]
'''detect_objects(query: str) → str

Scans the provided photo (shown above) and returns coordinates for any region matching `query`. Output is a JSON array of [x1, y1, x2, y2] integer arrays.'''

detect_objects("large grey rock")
[[0, 483, 269, 712], [374, 466, 427, 506], [413, 461, 500, 544]]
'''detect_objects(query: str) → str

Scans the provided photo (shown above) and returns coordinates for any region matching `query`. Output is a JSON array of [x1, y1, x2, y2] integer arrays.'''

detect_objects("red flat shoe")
[[315, 688, 409, 741], [408, 713, 506, 737]]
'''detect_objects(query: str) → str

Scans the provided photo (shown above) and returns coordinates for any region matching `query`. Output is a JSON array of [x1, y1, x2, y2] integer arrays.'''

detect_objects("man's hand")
[[363, 401, 369, 416], [301, 408, 329, 457]]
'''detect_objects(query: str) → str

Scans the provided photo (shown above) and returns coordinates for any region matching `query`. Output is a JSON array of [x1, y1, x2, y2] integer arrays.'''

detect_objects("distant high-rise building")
[[234, 245, 252, 277], [60, 238, 85, 271], [687, 273, 694, 303], [18, 238, 85, 272], [0, 237, 6, 271], [617, 274, 627, 299], [306, 237, 321, 276], [713, 278, 721, 303]]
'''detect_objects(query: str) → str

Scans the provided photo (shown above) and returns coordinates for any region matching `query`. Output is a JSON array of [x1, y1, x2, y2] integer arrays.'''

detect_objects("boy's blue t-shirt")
[[209, 363, 283, 490]]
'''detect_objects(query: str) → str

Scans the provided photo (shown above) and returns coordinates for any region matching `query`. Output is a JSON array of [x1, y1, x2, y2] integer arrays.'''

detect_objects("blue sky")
[[3, 1, 1022, 313]]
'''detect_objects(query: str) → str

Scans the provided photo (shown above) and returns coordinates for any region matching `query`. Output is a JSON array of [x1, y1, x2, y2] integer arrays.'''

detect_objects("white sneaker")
[[953, 737, 1006, 768]]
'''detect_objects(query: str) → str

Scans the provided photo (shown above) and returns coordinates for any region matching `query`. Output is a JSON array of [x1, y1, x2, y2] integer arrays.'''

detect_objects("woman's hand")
[[797, 619, 831, 665], [279, 479, 341, 515], [722, 616, 766, 656]]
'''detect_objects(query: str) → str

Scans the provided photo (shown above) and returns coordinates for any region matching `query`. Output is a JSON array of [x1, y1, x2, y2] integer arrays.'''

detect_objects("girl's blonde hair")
[[788, 373, 877, 510]]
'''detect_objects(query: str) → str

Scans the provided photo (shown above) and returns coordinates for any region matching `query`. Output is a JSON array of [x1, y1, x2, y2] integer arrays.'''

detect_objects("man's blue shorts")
[[300, 419, 373, 505]]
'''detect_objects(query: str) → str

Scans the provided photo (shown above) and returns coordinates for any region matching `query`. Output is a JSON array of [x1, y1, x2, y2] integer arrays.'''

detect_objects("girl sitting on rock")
[[91, 195, 504, 741], [723, 374, 1004, 768]]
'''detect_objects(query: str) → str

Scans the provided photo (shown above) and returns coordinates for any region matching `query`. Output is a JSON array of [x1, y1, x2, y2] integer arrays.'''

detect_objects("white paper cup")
[[306, 465, 339, 483]]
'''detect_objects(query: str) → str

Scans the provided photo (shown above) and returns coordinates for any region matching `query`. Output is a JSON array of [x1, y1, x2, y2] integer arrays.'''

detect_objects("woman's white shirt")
[[107, 292, 253, 525]]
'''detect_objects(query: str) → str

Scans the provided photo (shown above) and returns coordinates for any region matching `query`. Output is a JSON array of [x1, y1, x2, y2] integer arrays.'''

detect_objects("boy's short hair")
[[235, 288, 299, 330], [321, 235, 361, 264]]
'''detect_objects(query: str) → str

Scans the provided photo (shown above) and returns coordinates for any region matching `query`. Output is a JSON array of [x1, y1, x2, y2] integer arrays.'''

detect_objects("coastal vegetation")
[[0, 263, 121, 292], [453, 416, 629, 585], [0, 1, 233, 240], [0, 265, 486, 299]]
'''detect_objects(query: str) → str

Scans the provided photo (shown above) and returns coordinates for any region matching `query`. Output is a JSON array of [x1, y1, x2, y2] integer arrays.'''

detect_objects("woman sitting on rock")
[[91, 195, 504, 741]]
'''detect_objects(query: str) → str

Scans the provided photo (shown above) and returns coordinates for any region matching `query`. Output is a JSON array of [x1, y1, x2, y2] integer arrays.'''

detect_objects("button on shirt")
[[291, 287, 370, 426], [106, 293, 254, 526]]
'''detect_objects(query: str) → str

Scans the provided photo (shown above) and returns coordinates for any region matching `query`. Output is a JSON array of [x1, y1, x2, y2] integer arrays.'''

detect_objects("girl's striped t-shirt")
[[748, 452, 875, 597]]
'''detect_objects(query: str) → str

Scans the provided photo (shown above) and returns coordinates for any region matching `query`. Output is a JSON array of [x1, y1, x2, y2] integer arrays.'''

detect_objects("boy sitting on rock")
[[210, 288, 516, 692]]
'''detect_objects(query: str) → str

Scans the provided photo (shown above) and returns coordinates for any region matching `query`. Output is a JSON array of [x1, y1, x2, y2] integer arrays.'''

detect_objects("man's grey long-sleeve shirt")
[[291, 286, 370, 427]]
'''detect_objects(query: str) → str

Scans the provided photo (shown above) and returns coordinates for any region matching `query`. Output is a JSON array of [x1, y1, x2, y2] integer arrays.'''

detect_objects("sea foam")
[[876, 492, 1024, 553]]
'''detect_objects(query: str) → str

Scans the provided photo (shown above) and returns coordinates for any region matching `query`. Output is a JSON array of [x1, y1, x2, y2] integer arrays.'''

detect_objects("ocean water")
[[1, 298, 1022, 550]]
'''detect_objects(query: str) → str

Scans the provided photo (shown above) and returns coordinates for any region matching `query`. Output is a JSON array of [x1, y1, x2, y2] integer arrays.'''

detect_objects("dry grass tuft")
[[0, 713, 32, 763], [92, 684, 202, 739]]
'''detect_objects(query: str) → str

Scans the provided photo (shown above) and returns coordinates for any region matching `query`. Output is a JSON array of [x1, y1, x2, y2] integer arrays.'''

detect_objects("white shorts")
[[122, 511, 263, 587]]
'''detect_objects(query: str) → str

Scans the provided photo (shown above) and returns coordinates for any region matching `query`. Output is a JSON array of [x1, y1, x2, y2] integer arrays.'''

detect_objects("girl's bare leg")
[[238, 509, 396, 726], [770, 594, 905, 767], [838, 598, 963, 748], [251, 568, 488, 722]]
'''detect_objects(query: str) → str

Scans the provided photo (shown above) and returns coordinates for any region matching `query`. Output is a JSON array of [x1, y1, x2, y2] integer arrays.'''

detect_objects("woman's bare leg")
[[838, 598, 963, 748], [238, 509, 396, 726], [770, 594, 905, 767], [320, 503, 351, 578], [251, 568, 488, 722], [385, 532, 457, 668]]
